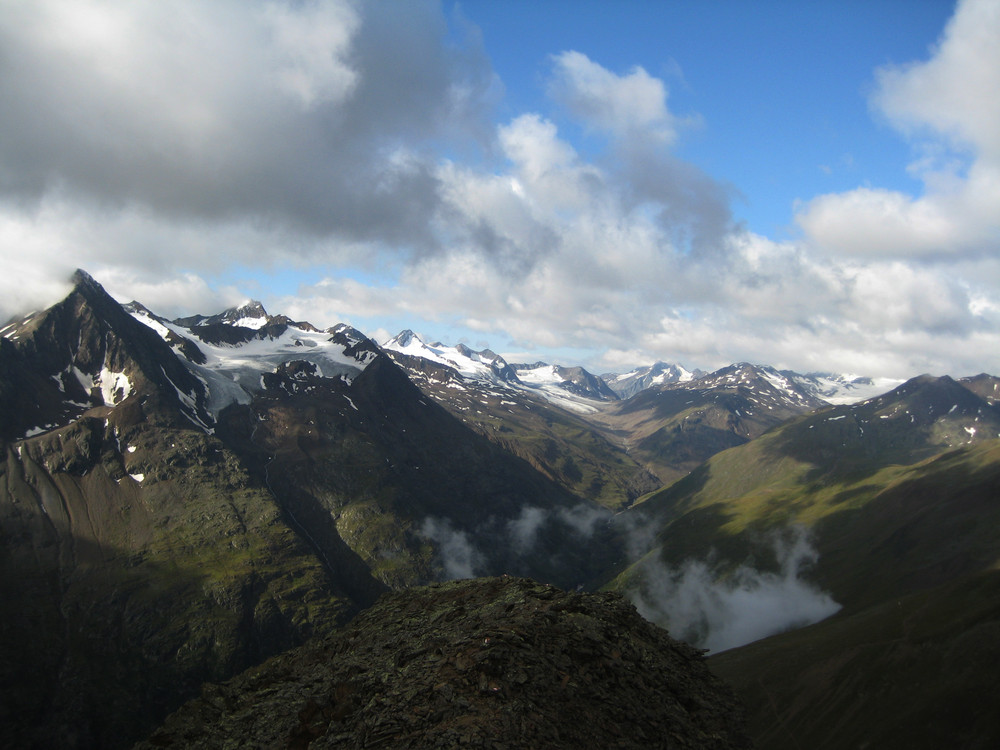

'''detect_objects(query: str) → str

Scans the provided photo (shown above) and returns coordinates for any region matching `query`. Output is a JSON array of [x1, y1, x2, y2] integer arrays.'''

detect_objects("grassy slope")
[[236, 358, 625, 592], [709, 568, 1000, 750], [619, 419, 1000, 610], [0, 414, 360, 749], [610, 379, 1000, 750]]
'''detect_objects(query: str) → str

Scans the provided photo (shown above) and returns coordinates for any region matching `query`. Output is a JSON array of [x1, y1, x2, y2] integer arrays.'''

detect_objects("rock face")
[[139, 577, 751, 749]]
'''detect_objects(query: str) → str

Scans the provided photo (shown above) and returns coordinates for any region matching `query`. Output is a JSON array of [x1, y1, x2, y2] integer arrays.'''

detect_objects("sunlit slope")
[[620, 375, 1000, 610], [590, 363, 824, 487], [385, 349, 660, 510]]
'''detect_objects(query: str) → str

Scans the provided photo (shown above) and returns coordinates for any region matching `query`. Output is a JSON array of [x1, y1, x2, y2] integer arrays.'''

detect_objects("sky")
[[1, 0, 998, 379]]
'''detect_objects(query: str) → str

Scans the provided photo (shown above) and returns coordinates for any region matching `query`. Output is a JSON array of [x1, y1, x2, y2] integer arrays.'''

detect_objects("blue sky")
[[466, 0, 954, 236], [1, 0, 998, 378]]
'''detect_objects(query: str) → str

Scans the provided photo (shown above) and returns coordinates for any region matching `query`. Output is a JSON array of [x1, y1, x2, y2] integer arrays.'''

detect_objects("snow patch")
[[231, 316, 269, 330]]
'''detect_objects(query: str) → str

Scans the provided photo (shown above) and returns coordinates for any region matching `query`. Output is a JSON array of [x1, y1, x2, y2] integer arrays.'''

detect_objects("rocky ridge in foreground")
[[138, 577, 751, 749]]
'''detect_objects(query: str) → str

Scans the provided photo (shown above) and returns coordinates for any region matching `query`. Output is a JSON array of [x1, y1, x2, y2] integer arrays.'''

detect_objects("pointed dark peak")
[[329, 324, 380, 360], [212, 300, 269, 327], [329, 323, 366, 340], [0, 271, 212, 438], [1, 268, 128, 347], [68, 268, 121, 310], [71, 267, 95, 285]]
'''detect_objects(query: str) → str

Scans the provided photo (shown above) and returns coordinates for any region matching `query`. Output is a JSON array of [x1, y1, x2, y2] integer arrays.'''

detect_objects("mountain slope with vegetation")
[[607, 375, 1000, 749], [710, 568, 1000, 750], [5, 270, 1000, 749], [0, 273, 629, 748]]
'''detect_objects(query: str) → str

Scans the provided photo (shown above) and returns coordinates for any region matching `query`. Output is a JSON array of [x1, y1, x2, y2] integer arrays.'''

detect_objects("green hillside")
[[608, 375, 1000, 750], [710, 568, 1000, 750]]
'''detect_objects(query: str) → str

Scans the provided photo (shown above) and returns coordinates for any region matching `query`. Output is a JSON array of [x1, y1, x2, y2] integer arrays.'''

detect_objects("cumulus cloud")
[[628, 527, 841, 653], [797, 0, 1000, 260], [873, 0, 1000, 160], [548, 51, 679, 144], [0, 0, 494, 312], [2, 0, 999, 379]]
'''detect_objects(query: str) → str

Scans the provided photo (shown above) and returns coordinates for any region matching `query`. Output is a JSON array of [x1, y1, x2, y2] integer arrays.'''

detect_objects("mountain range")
[[2, 270, 998, 748]]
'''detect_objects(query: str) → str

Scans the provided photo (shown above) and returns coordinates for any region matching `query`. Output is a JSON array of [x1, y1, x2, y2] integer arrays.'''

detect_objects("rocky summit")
[[138, 577, 751, 749]]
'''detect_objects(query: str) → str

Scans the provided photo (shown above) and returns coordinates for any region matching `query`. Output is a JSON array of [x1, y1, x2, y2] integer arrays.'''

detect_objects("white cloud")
[[549, 50, 678, 144], [420, 517, 483, 580], [2, 1, 999, 381], [796, 0, 1000, 260], [0, 0, 493, 247], [629, 527, 841, 653], [873, 0, 1000, 161]]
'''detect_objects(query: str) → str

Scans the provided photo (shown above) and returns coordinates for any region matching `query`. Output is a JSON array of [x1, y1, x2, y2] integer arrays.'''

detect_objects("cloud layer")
[[628, 527, 841, 653], [1, 0, 998, 378]]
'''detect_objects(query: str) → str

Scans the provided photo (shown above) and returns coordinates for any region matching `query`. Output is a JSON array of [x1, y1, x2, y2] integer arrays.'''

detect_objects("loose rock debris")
[[138, 576, 751, 749]]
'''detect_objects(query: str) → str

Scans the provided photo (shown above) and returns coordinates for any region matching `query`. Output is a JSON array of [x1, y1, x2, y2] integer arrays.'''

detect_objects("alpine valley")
[[2, 270, 999, 748]]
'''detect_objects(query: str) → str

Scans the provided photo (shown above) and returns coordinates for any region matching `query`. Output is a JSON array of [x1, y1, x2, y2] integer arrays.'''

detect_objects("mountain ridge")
[[0, 272, 621, 747], [4, 269, 1000, 749]]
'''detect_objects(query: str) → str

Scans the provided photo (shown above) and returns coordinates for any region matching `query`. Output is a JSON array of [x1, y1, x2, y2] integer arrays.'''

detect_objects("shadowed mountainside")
[[710, 568, 1000, 750], [138, 577, 752, 750]]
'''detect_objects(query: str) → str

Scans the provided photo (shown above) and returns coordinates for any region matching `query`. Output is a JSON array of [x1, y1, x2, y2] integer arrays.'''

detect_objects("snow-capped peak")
[[386, 329, 419, 349], [602, 361, 697, 399], [786, 372, 906, 405], [217, 300, 269, 329], [130, 304, 378, 415], [382, 331, 619, 414], [381, 331, 513, 382]]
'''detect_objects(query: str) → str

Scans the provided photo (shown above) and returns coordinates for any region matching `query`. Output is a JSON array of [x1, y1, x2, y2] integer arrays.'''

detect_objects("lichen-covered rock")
[[138, 577, 752, 749]]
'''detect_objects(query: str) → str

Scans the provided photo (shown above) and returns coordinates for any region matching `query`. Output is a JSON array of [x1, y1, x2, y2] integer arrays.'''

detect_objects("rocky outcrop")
[[138, 577, 752, 749]]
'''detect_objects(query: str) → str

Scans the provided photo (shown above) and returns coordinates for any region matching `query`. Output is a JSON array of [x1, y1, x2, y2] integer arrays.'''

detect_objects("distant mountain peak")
[[216, 300, 268, 328], [68, 268, 122, 310], [231, 299, 266, 315], [603, 360, 696, 399], [387, 329, 419, 348], [71, 267, 99, 289]]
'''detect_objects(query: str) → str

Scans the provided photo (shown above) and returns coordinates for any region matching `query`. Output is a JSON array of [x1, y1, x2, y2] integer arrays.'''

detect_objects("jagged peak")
[[386, 329, 421, 348], [68, 268, 119, 308], [217, 300, 268, 326], [228, 299, 267, 316], [71, 268, 99, 288]]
